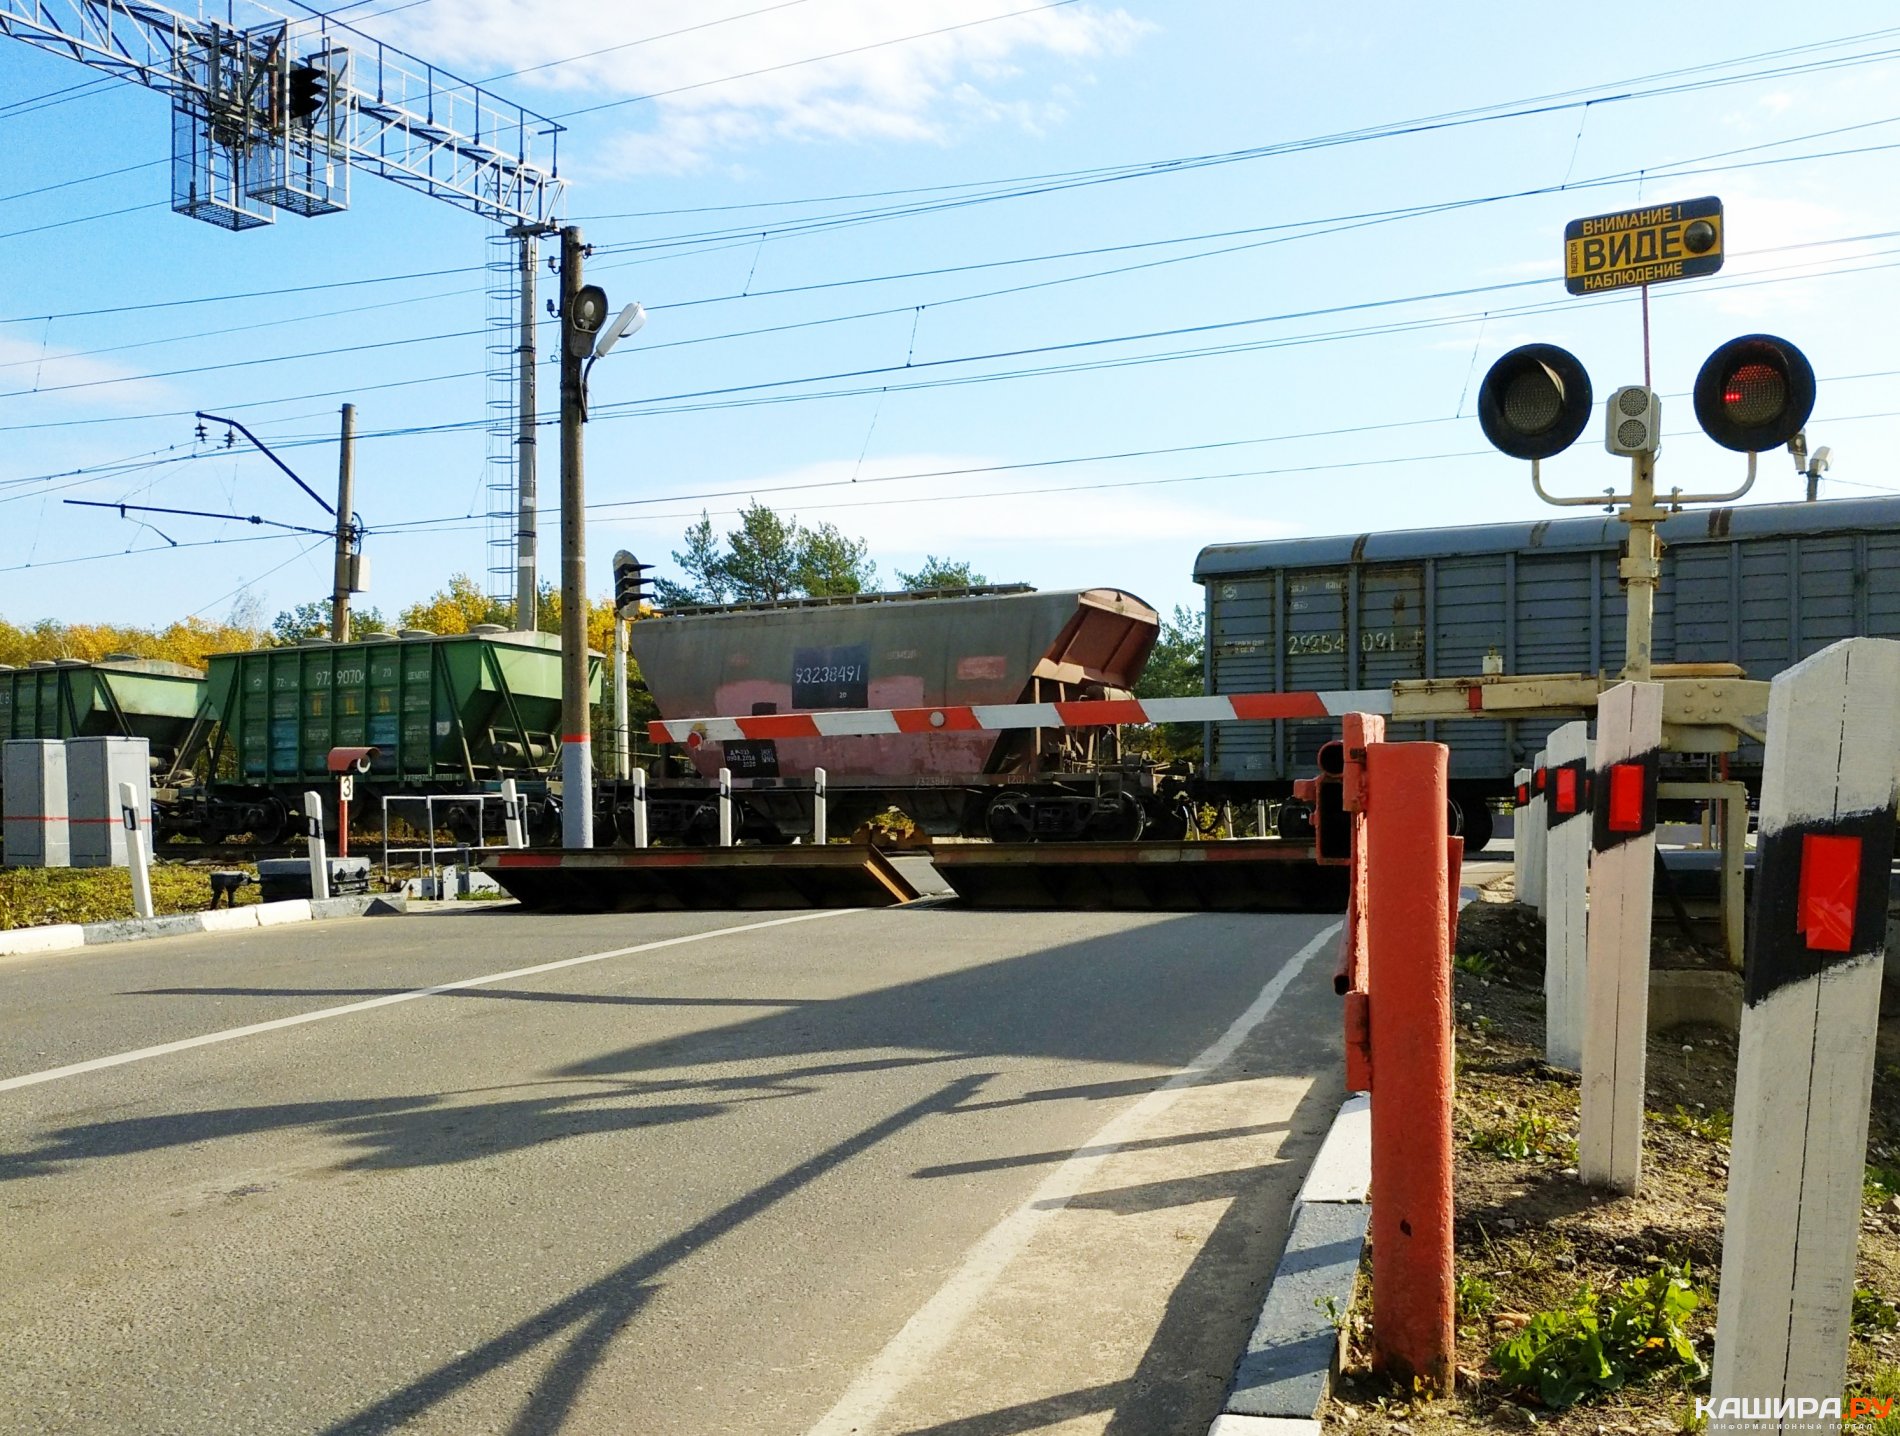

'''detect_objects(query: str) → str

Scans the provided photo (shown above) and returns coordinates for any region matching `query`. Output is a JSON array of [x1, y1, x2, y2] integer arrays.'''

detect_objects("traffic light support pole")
[[330, 402, 356, 644], [613, 616, 630, 781], [558, 225, 594, 851]]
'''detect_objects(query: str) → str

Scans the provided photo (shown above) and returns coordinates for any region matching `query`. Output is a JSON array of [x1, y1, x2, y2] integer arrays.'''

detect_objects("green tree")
[[896, 555, 987, 590], [654, 503, 879, 605], [1131, 604, 1205, 762], [271, 599, 387, 644], [721, 500, 803, 602], [656, 511, 730, 609], [795, 521, 877, 597]]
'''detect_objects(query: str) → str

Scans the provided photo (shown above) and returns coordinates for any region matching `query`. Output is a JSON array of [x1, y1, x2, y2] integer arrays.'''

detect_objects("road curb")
[[1211, 1092, 1371, 1432], [0, 893, 407, 958]]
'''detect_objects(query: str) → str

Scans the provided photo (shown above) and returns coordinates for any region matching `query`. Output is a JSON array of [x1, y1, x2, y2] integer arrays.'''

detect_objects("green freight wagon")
[[0, 656, 205, 762], [200, 626, 593, 785]]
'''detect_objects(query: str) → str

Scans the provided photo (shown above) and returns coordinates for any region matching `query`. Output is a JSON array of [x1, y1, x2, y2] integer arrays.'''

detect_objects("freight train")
[[1195, 493, 1900, 849], [6, 493, 1898, 853]]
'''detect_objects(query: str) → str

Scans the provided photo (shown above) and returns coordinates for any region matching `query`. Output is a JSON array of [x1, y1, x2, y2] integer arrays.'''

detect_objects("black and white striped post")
[[1710, 638, 1900, 1424], [303, 790, 330, 902], [118, 780, 154, 920], [629, 768, 649, 849], [1524, 752, 1549, 915], [1579, 681, 1662, 1193], [813, 767, 828, 847], [717, 767, 734, 848], [1543, 720, 1591, 1071]]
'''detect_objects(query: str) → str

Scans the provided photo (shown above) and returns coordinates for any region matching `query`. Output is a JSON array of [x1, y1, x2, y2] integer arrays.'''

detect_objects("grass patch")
[[1470, 1109, 1577, 1165], [1491, 1262, 1708, 1409], [1663, 1105, 1733, 1144], [0, 864, 257, 929], [1453, 952, 1497, 980]]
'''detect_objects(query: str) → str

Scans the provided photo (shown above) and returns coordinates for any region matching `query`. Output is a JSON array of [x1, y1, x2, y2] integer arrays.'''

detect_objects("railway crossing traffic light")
[[286, 63, 327, 123], [612, 550, 653, 618], [1476, 333, 1815, 461], [1476, 343, 1594, 461], [1693, 334, 1816, 453]]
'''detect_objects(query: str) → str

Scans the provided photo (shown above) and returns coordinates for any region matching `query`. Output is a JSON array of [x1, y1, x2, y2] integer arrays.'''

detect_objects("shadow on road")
[[8, 911, 1341, 1432]]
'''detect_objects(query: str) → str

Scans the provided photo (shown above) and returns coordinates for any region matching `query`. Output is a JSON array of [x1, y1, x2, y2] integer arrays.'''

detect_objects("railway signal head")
[[1477, 343, 1594, 461], [613, 550, 654, 617], [287, 63, 327, 123], [1693, 334, 1815, 453]]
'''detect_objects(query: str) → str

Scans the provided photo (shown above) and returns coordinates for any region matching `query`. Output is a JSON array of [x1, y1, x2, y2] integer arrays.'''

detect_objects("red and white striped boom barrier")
[[648, 689, 1393, 744]]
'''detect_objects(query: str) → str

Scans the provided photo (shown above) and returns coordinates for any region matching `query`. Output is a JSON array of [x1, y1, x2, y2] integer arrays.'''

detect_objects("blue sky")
[[4, 2, 1899, 631]]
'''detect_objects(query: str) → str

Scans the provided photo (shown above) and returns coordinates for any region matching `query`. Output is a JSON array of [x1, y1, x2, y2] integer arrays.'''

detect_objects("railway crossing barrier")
[[1709, 637, 1900, 1429], [1579, 682, 1663, 1193], [1330, 712, 1459, 1389]]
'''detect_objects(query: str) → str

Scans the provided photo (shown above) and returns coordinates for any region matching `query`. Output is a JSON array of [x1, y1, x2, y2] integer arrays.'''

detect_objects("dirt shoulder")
[[1323, 899, 1900, 1433]]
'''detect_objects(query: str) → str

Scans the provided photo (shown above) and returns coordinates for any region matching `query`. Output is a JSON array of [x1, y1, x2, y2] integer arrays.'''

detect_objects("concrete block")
[[1208, 1418, 1323, 1436], [253, 900, 312, 927], [1224, 1201, 1369, 1419], [81, 914, 203, 945], [1648, 968, 1742, 1034], [196, 908, 260, 933], [310, 894, 407, 920], [0, 923, 86, 956], [1295, 1094, 1370, 1205]]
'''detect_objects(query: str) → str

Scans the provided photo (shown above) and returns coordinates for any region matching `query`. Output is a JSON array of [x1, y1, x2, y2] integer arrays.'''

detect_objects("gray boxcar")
[[1194, 494, 1900, 834]]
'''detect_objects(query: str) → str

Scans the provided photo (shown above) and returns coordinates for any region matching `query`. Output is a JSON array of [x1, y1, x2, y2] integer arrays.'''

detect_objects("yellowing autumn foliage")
[[0, 616, 267, 670]]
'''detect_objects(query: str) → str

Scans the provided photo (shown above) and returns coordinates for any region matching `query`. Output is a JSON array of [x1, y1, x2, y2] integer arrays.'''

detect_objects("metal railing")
[[379, 788, 525, 895]]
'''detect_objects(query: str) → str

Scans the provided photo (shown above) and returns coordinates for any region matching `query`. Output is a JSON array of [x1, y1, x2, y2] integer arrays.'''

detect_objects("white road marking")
[[0, 909, 866, 1096], [803, 919, 1343, 1436]]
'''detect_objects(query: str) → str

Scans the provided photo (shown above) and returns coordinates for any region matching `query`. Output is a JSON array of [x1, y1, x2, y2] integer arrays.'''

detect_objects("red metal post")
[[1365, 741, 1455, 1390]]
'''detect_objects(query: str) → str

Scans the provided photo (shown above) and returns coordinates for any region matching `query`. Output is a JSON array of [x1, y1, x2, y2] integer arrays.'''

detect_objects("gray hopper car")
[[1194, 494, 1900, 847]]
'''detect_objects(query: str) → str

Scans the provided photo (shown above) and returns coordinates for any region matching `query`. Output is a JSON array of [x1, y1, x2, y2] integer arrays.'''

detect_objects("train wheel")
[[443, 803, 481, 846], [1145, 798, 1189, 842], [1456, 799, 1494, 854], [1275, 799, 1314, 843], [984, 790, 1034, 844], [249, 798, 290, 846], [1089, 792, 1145, 842]]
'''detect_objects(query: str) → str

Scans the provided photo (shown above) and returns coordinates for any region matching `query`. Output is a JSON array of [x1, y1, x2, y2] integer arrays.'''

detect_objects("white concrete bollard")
[[1511, 766, 1531, 895], [1710, 638, 1900, 1430], [1578, 683, 1662, 1193], [501, 778, 527, 849], [117, 781, 154, 919], [813, 767, 828, 847], [304, 790, 331, 902], [1542, 721, 1591, 1071], [631, 767, 649, 849], [717, 767, 733, 848]]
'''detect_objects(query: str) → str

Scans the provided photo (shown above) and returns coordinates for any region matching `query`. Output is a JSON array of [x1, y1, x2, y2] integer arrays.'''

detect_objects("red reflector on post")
[[1796, 832, 1862, 953], [1606, 762, 1646, 833], [1515, 783, 1529, 807], [1534, 768, 1547, 792], [1556, 767, 1579, 814]]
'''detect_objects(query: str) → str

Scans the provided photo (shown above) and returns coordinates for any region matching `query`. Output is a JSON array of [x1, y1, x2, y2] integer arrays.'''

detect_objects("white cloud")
[[0, 334, 172, 408], [387, 1, 1148, 174]]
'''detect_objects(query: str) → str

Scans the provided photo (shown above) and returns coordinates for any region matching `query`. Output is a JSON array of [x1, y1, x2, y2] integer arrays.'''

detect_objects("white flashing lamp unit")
[[1605, 385, 1661, 457]]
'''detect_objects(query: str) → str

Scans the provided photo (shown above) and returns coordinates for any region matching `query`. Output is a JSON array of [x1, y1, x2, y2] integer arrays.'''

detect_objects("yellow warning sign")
[[1564, 196, 1723, 295]]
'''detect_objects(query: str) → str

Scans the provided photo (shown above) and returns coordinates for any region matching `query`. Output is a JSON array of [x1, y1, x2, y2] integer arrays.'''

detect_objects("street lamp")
[[557, 223, 647, 850]]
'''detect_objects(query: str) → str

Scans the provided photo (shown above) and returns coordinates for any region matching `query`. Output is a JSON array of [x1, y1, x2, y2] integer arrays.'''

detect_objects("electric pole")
[[331, 402, 356, 642], [558, 225, 593, 849]]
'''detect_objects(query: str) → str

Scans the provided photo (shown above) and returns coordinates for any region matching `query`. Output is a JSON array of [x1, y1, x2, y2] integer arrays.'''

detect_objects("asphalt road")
[[0, 899, 1345, 1436]]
